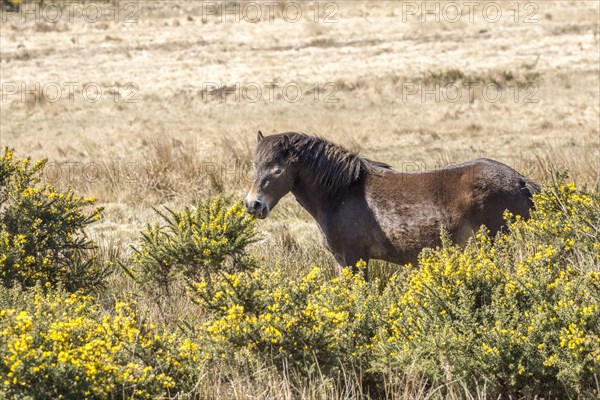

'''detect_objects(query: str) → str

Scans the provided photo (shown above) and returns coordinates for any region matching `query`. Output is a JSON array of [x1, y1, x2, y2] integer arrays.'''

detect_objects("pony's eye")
[[273, 167, 283, 175]]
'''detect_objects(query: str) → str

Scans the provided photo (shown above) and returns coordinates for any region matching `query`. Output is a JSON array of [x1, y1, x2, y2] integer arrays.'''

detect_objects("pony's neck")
[[290, 166, 346, 222]]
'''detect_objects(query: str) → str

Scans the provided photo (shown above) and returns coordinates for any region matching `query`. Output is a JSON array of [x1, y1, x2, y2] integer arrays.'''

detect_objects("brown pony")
[[245, 131, 540, 277]]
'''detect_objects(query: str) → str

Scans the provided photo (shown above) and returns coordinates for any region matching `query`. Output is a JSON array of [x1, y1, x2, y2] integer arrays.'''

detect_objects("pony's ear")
[[282, 134, 298, 163], [281, 134, 290, 149], [257, 131, 264, 142]]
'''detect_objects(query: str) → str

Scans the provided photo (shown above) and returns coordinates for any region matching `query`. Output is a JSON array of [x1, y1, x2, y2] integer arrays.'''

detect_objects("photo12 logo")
[[201, 82, 340, 104], [401, 81, 539, 104], [1, 82, 140, 104], [400, 1, 539, 24], [199, 1, 339, 23], [41, 160, 253, 185], [1, 1, 140, 23], [42, 161, 143, 185]]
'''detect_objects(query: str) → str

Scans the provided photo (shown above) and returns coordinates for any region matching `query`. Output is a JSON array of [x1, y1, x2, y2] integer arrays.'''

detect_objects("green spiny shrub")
[[0, 148, 105, 292], [0, 284, 203, 400], [191, 263, 380, 379], [131, 198, 257, 296]]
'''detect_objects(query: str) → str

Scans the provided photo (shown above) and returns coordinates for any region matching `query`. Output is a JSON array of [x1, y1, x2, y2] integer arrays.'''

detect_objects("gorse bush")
[[132, 198, 256, 295], [0, 285, 202, 400], [0, 148, 105, 292], [191, 263, 380, 377], [378, 236, 599, 397], [513, 175, 600, 271]]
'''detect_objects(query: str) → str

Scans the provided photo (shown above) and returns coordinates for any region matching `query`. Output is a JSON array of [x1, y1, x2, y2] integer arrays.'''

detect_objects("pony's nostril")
[[245, 199, 262, 213]]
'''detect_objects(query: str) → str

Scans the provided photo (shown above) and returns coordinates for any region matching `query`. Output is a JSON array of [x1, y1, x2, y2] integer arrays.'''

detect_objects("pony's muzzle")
[[244, 197, 268, 219]]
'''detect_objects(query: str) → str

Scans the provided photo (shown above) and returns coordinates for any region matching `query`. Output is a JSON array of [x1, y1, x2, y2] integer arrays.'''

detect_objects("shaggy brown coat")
[[245, 132, 540, 277]]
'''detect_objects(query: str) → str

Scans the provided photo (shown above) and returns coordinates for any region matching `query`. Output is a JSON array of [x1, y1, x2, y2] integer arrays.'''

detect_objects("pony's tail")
[[522, 177, 541, 210], [524, 178, 541, 196]]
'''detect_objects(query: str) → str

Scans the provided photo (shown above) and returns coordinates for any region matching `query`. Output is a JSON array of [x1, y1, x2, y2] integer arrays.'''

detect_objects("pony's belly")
[[368, 200, 448, 262]]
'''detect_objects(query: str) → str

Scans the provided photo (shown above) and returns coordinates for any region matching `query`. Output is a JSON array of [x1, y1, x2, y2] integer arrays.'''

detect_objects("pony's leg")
[[333, 252, 370, 280]]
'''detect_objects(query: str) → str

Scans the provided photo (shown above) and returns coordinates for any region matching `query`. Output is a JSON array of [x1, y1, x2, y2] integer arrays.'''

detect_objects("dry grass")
[[1, 0, 599, 397]]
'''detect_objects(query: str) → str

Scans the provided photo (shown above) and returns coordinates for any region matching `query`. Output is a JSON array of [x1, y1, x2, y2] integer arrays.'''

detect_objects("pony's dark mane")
[[287, 133, 391, 192]]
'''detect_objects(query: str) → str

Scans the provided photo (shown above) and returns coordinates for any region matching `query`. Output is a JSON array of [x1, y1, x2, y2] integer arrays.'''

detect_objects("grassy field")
[[1, 1, 599, 398]]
